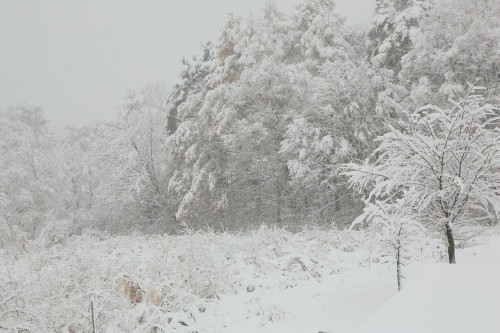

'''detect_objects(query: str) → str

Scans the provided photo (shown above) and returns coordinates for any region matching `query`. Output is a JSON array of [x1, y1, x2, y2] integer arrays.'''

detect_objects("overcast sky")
[[0, 0, 374, 129]]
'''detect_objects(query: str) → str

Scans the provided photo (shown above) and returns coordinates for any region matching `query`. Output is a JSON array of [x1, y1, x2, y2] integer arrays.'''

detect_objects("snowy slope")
[[195, 230, 500, 333], [353, 265, 500, 333], [197, 266, 397, 333]]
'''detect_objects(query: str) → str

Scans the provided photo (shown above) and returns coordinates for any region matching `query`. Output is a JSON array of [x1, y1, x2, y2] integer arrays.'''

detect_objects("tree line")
[[1, 0, 498, 246]]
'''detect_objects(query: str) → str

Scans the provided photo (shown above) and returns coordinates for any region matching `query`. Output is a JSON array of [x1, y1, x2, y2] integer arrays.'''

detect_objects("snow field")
[[0, 226, 497, 332]]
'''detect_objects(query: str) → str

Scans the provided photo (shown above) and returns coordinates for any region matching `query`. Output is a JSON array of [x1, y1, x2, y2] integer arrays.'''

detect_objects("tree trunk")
[[396, 225, 403, 291], [276, 179, 282, 226], [167, 107, 178, 134], [91, 300, 96, 333], [396, 244, 402, 291], [333, 191, 341, 212], [445, 223, 456, 264]]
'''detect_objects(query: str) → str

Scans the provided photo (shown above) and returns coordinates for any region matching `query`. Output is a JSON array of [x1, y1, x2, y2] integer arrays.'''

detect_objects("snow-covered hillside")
[[1, 226, 498, 332]]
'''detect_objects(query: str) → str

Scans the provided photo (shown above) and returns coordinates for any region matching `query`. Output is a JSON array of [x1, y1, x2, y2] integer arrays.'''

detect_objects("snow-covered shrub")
[[0, 282, 46, 332], [0, 218, 14, 249], [37, 219, 75, 248], [121, 304, 197, 333], [0, 221, 30, 253], [258, 304, 287, 323]]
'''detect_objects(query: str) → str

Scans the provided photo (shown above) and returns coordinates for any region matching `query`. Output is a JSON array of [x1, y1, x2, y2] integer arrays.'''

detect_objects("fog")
[[0, 0, 373, 129]]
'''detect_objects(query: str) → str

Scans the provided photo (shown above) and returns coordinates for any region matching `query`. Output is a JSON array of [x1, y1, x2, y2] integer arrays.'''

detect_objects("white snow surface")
[[202, 233, 500, 333], [1, 226, 499, 332], [354, 265, 500, 333]]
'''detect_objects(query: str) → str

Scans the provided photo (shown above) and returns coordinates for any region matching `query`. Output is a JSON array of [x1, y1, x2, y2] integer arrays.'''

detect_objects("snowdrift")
[[353, 264, 500, 333]]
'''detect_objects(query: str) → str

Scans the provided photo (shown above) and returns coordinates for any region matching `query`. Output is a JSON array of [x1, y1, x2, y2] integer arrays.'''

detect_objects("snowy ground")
[[1, 225, 499, 332], [199, 229, 500, 333], [354, 264, 500, 333]]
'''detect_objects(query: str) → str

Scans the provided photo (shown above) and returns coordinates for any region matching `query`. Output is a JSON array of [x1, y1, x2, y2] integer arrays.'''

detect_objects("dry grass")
[[114, 275, 144, 304]]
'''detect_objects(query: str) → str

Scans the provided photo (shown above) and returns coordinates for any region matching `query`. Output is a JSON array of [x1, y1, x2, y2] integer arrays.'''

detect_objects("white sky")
[[0, 0, 374, 129]]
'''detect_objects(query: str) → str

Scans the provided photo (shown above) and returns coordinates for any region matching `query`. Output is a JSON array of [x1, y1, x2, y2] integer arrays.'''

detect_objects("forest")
[[1, 0, 499, 332]]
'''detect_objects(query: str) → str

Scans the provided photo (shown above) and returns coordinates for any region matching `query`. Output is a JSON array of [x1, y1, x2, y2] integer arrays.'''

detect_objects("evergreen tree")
[[292, 0, 353, 72], [368, 0, 430, 73]]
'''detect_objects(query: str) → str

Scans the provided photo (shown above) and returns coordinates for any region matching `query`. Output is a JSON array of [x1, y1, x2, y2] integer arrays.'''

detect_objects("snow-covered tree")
[[168, 84, 233, 226], [207, 13, 244, 88], [168, 8, 295, 227], [235, 2, 292, 67], [281, 58, 405, 224], [344, 87, 500, 263], [225, 60, 311, 226], [62, 126, 100, 213], [167, 14, 254, 226], [167, 42, 214, 134], [0, 106, 68, 237], [93, 85, 175, 232], [292, 0, 353, 72], [400, 0, 500, 106], [352, 197, 425, 290], [368, 0, 431, 73]]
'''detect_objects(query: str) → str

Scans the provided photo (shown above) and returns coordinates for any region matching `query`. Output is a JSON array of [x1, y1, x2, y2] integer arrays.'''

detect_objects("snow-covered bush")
[[37, 219, 75, 248], [0, 281, 47, 332]]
